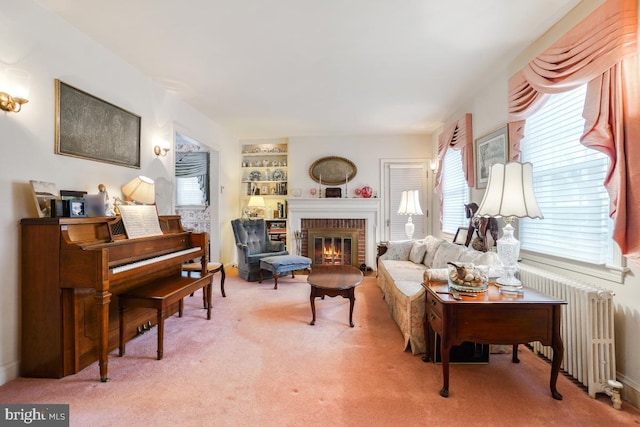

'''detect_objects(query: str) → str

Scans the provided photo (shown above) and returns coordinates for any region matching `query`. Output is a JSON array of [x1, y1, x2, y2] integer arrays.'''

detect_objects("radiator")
[[518, 264, 619, 401]]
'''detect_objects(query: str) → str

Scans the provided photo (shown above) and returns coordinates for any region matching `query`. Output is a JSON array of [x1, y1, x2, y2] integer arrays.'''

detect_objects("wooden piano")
[[20, 215, 210, 382]]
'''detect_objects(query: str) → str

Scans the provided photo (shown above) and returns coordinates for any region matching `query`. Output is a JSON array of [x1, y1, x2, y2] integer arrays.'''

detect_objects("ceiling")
[[35, 0, 581, 139]]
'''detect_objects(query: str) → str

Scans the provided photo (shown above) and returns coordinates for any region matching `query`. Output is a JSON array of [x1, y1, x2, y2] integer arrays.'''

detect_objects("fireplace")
[[307, 228, 359, 267], [287, 198, 381, 270], [300, 219, 365, 267]]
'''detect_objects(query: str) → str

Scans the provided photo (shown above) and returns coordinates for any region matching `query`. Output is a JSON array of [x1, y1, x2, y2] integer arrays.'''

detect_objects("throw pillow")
[[383, 240, 414, 261], [431, 240, 466, 268], [409, 242, 428, 264], [422, 235, 444, 268]]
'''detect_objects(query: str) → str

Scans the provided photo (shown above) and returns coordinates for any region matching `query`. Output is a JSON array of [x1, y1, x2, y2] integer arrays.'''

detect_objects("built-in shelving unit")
[[240, 138, 288, 243]]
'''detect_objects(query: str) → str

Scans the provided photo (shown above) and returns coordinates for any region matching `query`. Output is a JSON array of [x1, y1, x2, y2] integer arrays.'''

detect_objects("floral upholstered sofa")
[[376, 235, 501, 355]]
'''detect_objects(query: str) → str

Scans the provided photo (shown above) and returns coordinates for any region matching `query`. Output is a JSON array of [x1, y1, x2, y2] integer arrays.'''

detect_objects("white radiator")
[[518, 264, 619, 402]]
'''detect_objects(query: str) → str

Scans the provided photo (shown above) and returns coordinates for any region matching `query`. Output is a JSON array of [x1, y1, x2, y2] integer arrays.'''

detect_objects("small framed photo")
[[68, 200, 87, 218], [474, 126, 509, 189], [453, 227, 468, 245]]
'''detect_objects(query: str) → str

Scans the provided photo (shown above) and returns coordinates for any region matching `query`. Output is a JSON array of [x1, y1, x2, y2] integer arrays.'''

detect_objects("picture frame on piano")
[[84, 194, 106, 217], [68, 199, 87, 218], [29, 180, 59, 218]]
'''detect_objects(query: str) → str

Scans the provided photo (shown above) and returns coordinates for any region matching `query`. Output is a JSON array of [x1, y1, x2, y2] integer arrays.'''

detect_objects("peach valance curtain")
[[435, 113, 473, 226], [507, 0, 640, 262]]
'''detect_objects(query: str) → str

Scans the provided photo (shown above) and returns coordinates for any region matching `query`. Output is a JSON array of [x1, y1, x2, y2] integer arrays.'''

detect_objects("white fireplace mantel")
[[287, 198, 381, 269]]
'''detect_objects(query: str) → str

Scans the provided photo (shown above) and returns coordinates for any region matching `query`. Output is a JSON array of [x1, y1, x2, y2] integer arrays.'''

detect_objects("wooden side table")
[[423, 281, 566, 399]]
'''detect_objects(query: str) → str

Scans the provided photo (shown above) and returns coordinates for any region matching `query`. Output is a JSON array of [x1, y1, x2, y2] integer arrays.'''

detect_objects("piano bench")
[[182, 261, 226, 298], [118, 273, 213, 361]]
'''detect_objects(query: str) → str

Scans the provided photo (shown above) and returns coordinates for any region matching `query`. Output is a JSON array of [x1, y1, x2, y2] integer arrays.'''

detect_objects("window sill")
[[520, 251, 628, 284]]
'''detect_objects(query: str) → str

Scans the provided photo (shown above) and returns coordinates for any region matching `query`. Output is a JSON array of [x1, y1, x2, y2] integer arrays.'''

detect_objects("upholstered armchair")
[[231, 218, 288, 281]]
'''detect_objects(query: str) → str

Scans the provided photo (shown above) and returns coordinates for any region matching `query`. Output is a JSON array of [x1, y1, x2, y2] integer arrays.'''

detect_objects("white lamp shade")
[[121, 176, 155, 204], [476, 162, 543, 219], [397, 190, 424, 216], [247, 196, 265, 208]]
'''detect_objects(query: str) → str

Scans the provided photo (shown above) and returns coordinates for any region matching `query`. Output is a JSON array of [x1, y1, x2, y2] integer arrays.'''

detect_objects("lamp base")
[[405, 216, 415, 240], [495, 220, 521, 288], [495, 276, 522, 288]]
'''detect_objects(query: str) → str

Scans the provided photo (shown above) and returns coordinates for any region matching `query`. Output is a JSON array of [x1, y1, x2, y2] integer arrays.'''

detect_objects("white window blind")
[[441, 148, 469, 234], [389, 164, 426, 241], [176, 177, 206, 206], [520, 84, 611, 264]]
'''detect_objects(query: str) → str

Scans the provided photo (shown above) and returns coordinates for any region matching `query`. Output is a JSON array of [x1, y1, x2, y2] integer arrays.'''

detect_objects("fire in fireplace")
[[307, 228, 359, 267]]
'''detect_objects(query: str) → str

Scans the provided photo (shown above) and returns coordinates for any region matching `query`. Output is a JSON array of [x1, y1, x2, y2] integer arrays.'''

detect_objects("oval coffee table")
[[307, 265, 364, 327]]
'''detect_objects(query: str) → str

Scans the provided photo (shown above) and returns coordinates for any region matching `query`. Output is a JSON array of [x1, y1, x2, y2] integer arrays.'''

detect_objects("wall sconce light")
[[430, 159, 439, 173], [154, 144, 170, 157], [0, 69, 30, 113]]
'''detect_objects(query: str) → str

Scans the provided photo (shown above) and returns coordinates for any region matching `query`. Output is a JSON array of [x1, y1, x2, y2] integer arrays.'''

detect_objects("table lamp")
[[121, 176, 155, 204], [397, 190, 423, 239], [246, 195, 265, 218], [476, 162, 543, 288]]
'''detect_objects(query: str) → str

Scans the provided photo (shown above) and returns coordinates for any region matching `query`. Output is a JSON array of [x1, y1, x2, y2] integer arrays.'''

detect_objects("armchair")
[[231, 218, 288, 281]]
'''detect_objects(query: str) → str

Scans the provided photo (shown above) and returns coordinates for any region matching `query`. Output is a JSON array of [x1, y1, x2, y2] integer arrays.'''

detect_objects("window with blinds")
[[520, 84, 612, 265], [389, 164, 426, 241], [441, 148, 469, 234], [176, 177, 207, 206]]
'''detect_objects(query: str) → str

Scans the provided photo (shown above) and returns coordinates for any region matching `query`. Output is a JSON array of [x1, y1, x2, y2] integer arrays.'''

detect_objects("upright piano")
[[20, 215, 208, 382]]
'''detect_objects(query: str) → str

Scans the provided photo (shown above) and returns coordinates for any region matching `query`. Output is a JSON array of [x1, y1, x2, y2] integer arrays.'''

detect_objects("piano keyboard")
[[110, 247, 202, 274]]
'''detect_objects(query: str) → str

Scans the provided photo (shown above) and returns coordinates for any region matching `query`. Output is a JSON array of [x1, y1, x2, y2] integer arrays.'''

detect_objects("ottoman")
[[259, 255, 312, 289]]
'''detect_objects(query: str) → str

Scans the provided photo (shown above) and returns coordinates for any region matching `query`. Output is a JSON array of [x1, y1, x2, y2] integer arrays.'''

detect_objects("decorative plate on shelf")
[[249, 170, 261, 181], [272, 169, 285, 181]]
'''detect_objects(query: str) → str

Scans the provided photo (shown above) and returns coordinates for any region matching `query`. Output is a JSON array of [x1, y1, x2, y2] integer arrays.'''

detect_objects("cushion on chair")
[[260, 255, 312, 275]]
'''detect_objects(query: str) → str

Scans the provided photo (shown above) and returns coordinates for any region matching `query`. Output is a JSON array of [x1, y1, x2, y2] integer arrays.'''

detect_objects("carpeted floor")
[[1, 269, 639, 426]]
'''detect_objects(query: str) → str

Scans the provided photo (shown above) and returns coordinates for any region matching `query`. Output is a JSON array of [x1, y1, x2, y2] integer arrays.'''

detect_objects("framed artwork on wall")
[[474, 126, 509, 189], [54, 79, 141, 168]]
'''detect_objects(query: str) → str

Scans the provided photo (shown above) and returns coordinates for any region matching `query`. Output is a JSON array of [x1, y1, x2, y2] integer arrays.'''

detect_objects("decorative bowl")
[[447, 262, 489, 293]]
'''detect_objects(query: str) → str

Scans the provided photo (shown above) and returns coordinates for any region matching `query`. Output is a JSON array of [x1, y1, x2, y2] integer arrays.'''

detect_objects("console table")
[[423, 282, 566, 399]]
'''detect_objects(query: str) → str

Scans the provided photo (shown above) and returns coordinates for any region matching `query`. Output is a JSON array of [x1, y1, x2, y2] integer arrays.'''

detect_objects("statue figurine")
[[98, 184, 114, 216]]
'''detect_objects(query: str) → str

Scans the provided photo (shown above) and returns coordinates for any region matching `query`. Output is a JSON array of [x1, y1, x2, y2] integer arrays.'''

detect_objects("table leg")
[[348, 288, 355, 327], [310, 287, 317, 325], [440, 341, 451, 397], [512, 344, 520, 363], [550, 306, 564, 400]]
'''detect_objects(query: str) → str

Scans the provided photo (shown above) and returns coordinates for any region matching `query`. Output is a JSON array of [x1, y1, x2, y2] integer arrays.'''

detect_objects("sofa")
[[376, 235, 501, 355]]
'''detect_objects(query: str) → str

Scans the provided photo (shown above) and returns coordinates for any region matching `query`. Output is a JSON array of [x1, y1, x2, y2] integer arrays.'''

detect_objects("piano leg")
[[95, 290, 112, 382]]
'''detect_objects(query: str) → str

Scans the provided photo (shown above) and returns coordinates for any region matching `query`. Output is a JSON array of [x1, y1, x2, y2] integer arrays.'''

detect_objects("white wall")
[[288, 134, 429, 198], [0, 1, 238, 384], [435, 0, 640, 406]]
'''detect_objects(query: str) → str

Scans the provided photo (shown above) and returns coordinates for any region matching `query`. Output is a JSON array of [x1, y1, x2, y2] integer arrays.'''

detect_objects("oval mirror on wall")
[[308, 156, 357, 185]]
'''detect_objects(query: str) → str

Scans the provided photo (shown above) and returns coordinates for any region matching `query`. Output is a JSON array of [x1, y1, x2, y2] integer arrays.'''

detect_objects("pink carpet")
[[1, 269, 639, 426]]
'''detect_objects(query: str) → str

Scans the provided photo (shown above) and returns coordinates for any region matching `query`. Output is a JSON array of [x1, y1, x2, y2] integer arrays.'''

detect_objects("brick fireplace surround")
[[287, 198, 381, 269]]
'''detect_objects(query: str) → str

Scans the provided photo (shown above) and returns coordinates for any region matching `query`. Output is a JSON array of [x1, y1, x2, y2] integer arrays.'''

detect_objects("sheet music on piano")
[[118, 205, 164, 239]]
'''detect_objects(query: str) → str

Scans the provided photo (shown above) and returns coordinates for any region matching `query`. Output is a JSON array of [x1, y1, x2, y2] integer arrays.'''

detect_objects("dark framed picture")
[[55, 80, 141, 168], [453, 227, 468, 245], [474, 126, 509, 189], [68, 200, 87, 218]]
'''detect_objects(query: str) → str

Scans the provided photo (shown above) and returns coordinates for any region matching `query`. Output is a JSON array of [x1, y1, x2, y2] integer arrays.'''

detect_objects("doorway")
[[380, 159, 431, 241], [174, 131, 221, 261]]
